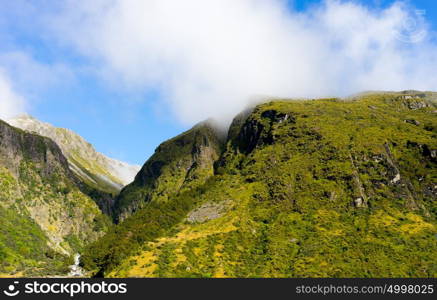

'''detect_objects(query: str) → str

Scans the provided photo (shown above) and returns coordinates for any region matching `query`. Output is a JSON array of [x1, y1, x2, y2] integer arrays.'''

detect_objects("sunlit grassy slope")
[[82, 92, 437, 277]]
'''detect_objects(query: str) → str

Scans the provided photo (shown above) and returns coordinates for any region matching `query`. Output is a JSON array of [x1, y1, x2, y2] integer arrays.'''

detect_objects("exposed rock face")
[[0, 119, 69, 179], [405, 119, 421, 126], [0, 120, 110, 274], [8, 115, 140, 194], [217, 106, 296, 171], [236, 109, 295, 154], [186, 200, 230, 223], [114, 121, 224, 222], [396, 91, 435, 110]]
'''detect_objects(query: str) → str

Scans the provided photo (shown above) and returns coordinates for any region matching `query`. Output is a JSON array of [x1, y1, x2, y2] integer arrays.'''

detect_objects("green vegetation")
[[0, 204, 74, 276], [0, 120, 111, 276], [82, 92, 437, 278], [82, 176, 229, 274], [0, 204, 48, 273], [114, 121, 224, 221]]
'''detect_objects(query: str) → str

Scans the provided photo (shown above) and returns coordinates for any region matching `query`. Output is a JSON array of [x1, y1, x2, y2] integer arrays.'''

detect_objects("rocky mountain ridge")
[[8, 115, 140, 195]]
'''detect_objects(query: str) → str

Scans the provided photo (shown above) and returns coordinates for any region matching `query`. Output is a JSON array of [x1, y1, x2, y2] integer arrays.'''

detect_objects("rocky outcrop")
[[394, 91, 436, 110], [0, 119, 69, 179], [235, 109, 295, 154], [186, 200, 230, 223]]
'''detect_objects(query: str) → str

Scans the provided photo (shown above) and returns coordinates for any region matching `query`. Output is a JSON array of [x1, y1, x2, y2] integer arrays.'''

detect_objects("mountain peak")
[[8, 115, 140, 193], [114, 119, 224, 221], [12, 113, 35, 120]]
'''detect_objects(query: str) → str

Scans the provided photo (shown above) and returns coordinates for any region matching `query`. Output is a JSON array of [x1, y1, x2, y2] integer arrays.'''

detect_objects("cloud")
[[0, 50, 74, 121], [0, 1, 76, 115], [49, 0, 437, 125], [0, 51, 75, 99], [0, 71, 26, 119]]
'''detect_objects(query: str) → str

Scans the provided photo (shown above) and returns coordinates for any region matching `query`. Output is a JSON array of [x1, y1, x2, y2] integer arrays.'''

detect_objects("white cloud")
[[0, 51, 73, 121], [0, 71, 26, 119], [0, 51, 75, 97], [50, 0, 437, 125]]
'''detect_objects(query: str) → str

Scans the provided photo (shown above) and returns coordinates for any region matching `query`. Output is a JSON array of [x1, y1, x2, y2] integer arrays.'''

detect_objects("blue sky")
[[0, 0, 436, 166]]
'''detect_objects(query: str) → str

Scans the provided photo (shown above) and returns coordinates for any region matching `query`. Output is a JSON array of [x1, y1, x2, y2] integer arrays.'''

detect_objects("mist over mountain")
[[47, 0, 437, 125]]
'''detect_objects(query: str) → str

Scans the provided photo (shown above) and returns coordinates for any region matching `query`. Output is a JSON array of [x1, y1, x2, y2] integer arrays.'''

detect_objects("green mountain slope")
[[0, 120, 111, 276], [114, 121, 224, 222], [83, 92, 436, 277]]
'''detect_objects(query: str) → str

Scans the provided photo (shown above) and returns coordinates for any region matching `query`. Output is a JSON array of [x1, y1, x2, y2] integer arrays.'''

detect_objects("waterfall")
[[68, 253, 84, 277]]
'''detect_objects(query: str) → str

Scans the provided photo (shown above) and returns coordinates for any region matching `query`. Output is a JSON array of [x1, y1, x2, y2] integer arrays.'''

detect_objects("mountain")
[[81, 91, 436, 278], [8, 115, 140, 195], [0, 120, 111, 276], [114, 121, 225, 222]]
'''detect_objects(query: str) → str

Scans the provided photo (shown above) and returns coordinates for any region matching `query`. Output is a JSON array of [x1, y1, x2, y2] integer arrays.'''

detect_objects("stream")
[[68, 253, 85, 277]]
